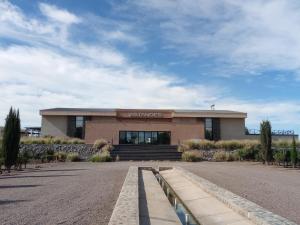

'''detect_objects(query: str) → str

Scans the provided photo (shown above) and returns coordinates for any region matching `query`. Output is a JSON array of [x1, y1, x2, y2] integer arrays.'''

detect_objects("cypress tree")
[[2, 107, 21, 172], [260, 120, 272, 164], [291, 136, 298, 168]]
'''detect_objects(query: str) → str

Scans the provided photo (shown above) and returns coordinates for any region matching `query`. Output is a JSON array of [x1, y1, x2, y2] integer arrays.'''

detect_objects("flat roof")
[[40, 108, 247, 118]]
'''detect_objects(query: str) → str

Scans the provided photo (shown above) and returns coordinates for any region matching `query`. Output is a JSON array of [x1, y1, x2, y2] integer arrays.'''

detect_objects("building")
[[40, 108, 247, 144]]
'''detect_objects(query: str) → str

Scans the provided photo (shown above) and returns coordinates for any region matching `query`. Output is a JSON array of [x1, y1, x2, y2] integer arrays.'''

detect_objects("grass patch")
[[182, 150, 204, 162], [90, 151, 112, 162]]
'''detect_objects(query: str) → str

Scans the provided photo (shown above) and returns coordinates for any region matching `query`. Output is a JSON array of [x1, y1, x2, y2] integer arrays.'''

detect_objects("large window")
[[67, 116, 86, 139], [119, 131, 171, 145], [205, 118, 220, 141]]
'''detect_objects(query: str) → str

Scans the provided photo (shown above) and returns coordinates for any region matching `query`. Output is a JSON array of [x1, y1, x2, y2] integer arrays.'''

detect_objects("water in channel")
[[154, 172, 200, 225]]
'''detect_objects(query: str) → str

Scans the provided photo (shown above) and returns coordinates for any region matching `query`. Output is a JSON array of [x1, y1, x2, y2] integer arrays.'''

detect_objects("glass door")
[[145, 132, 152, 144]]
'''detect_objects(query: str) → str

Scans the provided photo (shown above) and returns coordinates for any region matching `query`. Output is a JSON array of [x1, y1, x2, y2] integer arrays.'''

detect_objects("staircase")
[[111, 145, 182, 161]]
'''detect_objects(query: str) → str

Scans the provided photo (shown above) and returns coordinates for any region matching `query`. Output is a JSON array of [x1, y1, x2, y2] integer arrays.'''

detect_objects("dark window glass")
[[68, 116, 85, 139], [119, 131, 126, 144], [205, 118, 213, 140], [145, 132, 152, 144], [138, 132, 145, 144], [126, 132, 132, 144], [119, 131, 171, 145], [131, 132, 138, 144], [152, 132, 158, 144], [158, 132, 171, 144]]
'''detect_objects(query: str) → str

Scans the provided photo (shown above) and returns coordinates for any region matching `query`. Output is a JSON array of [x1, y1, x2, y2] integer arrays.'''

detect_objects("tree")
[[2, 107, 21, 172], [291, 136, 298, 168], [260, 120, 272, 164]]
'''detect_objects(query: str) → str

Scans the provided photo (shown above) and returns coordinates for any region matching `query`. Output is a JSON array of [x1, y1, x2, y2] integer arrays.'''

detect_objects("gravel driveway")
[[1, 161, 300, 225]]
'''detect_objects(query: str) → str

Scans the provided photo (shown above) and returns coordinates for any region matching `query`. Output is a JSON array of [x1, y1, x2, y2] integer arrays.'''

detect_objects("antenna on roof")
[[210, 104, 215, 110]]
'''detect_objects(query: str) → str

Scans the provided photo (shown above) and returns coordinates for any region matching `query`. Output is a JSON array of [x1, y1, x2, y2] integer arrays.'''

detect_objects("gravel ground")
[[0, 163, 129, 225], [1, 161, 300, 225]]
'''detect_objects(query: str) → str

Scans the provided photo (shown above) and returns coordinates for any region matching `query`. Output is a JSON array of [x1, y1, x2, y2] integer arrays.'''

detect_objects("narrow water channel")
[[154, 171, 200, 225]]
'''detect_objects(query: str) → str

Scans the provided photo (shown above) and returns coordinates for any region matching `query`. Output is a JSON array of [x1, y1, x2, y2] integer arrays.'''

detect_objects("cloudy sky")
[[0, 0, 300, 134]]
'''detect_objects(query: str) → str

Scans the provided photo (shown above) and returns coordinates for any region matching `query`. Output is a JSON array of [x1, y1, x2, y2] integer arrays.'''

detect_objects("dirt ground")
[[1, 161, 300, 225]]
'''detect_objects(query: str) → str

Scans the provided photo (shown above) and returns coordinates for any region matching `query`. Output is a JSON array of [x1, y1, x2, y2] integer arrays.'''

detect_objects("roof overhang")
[[40, 108, 247, 119]]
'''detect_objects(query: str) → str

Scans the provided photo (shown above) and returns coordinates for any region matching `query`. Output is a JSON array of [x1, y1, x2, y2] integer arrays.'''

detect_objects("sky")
[[0, 0, 300, 134]]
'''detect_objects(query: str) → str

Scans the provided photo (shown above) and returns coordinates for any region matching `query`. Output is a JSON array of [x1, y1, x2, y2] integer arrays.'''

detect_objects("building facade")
[[40, 108, 247, 144]]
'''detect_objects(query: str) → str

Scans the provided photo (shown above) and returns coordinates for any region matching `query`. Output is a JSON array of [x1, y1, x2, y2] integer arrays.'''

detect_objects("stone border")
[[174, 167, 297, 225], [108, 166, 139, 225]]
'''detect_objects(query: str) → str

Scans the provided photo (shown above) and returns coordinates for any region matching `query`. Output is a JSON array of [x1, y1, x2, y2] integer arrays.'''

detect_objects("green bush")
[[18, 150, 33, 168], [90, 151, 112, 162], [54, 151, 67, 162], [93, 139, 108, 149], [291, 137, 298, 168], [67, 152, 81, 162], [236, 144, 260, 161], [273, 151, 285, 165], [2, 107, 21, 172], [45, 149, 55, 162], [182, 151, 204, 162], [260, 120, 272, 164]]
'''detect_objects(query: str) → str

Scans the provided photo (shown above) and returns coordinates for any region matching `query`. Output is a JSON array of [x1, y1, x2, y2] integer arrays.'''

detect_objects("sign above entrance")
[[116, 109, 173, 119]]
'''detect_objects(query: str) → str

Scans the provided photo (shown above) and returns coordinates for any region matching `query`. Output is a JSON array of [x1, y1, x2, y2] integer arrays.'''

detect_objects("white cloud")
[[0, 45, 220, 126], [39, 3, 81, 24], [129, 0, 300, 76]]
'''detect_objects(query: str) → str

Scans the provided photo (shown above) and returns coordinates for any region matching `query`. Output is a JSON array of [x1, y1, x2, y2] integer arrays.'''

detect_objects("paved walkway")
[[139, 170, 181, 225], [161, 169, 254, 225]]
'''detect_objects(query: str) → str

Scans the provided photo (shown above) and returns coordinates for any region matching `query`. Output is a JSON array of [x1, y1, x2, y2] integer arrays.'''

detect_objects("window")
[[158, 132, 171, 144], [119, 131, 126, 144], [138, 132, 145, 144], [152, 132, 158, 144], [119, 131, 171, 145], [205, 118, 220, 141], [205, 118, 213, 140], [67, 116, 85, 139]]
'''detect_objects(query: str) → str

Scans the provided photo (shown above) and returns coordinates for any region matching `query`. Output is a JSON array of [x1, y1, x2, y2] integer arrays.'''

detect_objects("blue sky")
[[0, 0, 300, 134]]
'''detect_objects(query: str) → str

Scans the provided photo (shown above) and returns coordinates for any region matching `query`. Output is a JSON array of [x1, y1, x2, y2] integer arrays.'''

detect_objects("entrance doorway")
[[119, 131, 171, 145]]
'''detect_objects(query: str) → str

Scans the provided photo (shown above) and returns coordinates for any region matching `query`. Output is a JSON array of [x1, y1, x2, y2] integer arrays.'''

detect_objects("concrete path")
[[139, 170, 181, 225], [160, 169, 254, 225]]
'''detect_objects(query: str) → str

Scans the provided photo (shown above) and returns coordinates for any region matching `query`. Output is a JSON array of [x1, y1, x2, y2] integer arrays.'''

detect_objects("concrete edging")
[[108, 166, 139, 225], [174, 167, 297, 225]]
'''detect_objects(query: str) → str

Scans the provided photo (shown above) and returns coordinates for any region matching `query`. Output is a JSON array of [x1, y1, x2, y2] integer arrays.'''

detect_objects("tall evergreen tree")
[[291, 136, 298, 168], [2, 107, 21, 172], [260, 120, 272, 164]]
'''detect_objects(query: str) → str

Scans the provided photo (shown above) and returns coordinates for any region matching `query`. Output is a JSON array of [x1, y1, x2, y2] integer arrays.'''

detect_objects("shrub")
[[213, 151, 227, 161], [213, 151, 237, 162], [215, 140, 244, 150], [183, 139, 216, 150], [236, 144, 260, 161], [182, 151, 204, 162], [45, 149, 55, 162], [102, 144, 114, 152], [93, 139, 108, 149], [2, 107, 21, 172], [54, 151, 67, 162], [67, 152, 81, 162], [260, 120, 272, 164], [90, 151, 112, 162], [20, 137, 85, 145], [291, 137, 298, 168], [273, 151, 285, 165], [18, 150, 33, 168], [284, 150, 291, 167]]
